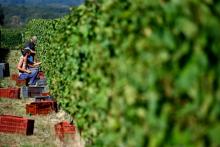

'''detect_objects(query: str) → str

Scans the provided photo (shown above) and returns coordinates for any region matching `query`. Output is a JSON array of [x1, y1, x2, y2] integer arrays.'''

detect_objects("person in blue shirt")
[[22, 36, 41, 68], [24, 36, 41, 67]]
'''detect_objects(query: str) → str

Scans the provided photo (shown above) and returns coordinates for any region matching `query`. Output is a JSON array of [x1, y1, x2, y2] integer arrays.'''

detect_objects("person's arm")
[[30, 49, 36, 54], [33, 62, 41, 66], [27, 63, 35, 68], [27, 61, 41, 68], [17, 57, 31, 73]]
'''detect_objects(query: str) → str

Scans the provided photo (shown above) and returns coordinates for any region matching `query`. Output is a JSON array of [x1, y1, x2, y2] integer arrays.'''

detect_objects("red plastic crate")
[[41, 92, 50, 96], [37, 71, 45, 79], [26, 104, 38, 115], [0, 88, 8, 97], [26, 101, 57, 115], [36, 101, 57, 112], [0, 88, 20, 99], [0, 115, 34, 135], [26, 103, 52, 115], [39, 76, 45, 80], [55, 121, 76, 141], [38, 71, 45, 77], [16, 79, 27, 86], [11, 73, 19, 81], [38, 107, 53, 114]]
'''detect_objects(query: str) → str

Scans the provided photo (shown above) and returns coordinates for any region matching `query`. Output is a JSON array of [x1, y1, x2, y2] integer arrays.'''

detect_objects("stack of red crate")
[[26, 101, 57, 115], [0, 115, 34, 135], [55, 121, 76, 141], [0, 88, 20, 99]]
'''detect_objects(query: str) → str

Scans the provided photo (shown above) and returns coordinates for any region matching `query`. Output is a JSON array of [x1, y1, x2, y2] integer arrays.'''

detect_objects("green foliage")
[[25, 0, 220, 146], [23, 18, 60, 61], [0, 27, 23, 49]]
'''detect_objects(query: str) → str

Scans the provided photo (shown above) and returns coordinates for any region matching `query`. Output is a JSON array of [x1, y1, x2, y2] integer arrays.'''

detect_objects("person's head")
[[22, 48, 31, 56], [31, 36, 37, 44]]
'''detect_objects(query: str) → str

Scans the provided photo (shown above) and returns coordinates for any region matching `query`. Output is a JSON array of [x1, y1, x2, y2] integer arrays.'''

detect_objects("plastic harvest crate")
[[11, 73, 19, 81], [0, 88, 20, 99], [55, 121, 76, 141], [0, 115, 34, 135], [26, 101, 57, 115]]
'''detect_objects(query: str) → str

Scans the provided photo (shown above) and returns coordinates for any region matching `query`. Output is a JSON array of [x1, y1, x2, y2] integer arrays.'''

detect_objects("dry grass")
[[0, 98, 84, 147], [0, 50, 84, 147]]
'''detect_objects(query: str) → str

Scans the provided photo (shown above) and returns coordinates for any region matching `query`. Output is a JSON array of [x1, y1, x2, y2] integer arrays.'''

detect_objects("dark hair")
[[22, 48, 31, 56]]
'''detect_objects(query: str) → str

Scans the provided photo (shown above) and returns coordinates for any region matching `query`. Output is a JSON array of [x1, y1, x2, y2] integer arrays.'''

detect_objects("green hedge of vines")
[[25, 0, 220, 146]]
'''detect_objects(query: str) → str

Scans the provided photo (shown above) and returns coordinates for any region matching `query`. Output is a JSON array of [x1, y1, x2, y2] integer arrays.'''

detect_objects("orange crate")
[[0, 88, 8, 97], [41, 92, 50, 96], [26, 104, 38, 115], [38, 107, 53, 114], [16, 79, 27, 86], [55, 121, 76, 141], [0, 88, 20, 99], [37, 71, 45, 79], [26, 101, 57, 115], [62, 121, 76, 133], [0, 115, 34, 135], [11, 74, 19, 81]]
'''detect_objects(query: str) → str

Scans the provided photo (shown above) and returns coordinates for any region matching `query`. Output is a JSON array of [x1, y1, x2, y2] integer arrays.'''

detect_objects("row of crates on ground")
[[0, 87, 47, 99], [0, 115, 76, 140], [1, 69, 77, 141], [0, 87, 57, 115]]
